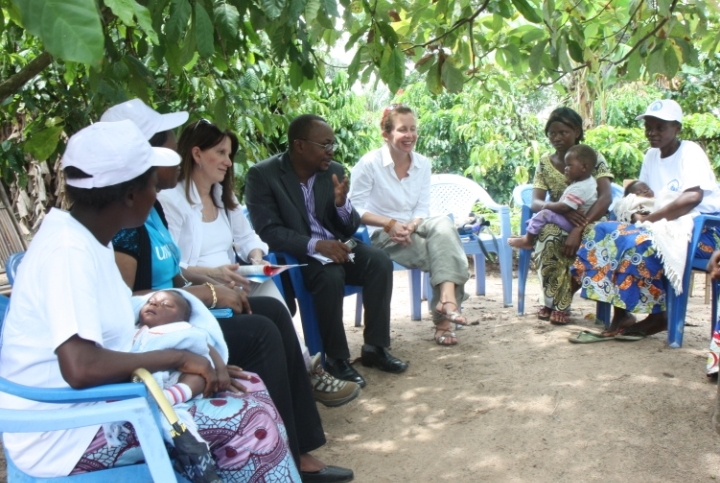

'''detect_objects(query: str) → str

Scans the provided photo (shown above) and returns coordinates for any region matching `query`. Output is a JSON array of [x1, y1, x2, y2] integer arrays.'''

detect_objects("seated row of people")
[[0, 98, 485, 481]]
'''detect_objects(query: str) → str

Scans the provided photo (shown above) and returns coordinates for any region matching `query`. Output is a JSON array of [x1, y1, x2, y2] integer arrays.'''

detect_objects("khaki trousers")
[[371, 216, 469, 323]]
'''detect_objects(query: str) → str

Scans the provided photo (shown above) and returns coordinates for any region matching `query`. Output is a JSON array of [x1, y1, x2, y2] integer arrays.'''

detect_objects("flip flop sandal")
[[614, 330, 646, 341], [550, 310, 570, 325], [434, 327, 458, 346], [568, 330, 614, 344]]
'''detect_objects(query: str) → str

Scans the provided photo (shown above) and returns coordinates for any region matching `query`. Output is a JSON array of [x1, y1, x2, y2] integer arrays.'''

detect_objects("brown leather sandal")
[[537, 306, 552, 321], [550, 310, 570, 325]]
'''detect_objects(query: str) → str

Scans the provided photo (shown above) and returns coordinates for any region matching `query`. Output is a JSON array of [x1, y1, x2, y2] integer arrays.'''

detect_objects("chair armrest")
[[0, 377, 147, 404], [0, 397, 153, 433]]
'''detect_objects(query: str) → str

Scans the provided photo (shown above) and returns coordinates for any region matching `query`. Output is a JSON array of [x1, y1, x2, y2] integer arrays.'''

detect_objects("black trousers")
[[217, 296, 325, 465], [300, 242, 393, 360]]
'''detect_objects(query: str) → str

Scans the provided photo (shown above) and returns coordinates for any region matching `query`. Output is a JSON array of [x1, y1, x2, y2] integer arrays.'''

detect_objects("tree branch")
[[606, 0, 678, 65], [404, 0, 491, 51], [0, 52, 53, 103]]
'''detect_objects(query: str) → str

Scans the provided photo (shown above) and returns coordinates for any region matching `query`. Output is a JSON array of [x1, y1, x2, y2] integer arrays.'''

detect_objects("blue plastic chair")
[[427, 174, 513, 307], [667, 214, 720, 348], [608, 182, 624, 219], [275, 252, 362, 357], [6, 251, 23, 286], [511, 183, 622, 324], [0, 291, 190, 482]]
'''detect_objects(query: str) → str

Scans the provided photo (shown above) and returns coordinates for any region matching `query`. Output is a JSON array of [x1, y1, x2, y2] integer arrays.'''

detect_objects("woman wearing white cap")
[[105, 101, 356, 482], [571, 99, 720, 339], [0, 120, 301, 481]]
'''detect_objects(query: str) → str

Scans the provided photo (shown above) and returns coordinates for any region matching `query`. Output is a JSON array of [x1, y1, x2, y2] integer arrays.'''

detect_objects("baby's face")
[[630, 182, 654, 198], [563, 154, 586, 181], [139, 291, 186, 328]]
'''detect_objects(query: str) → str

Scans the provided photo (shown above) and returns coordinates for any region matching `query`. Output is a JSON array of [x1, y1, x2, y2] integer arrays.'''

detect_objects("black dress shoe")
[[324, 359, 366, 388], [301, 465, 354, 483], [360, 346, 408, 374]]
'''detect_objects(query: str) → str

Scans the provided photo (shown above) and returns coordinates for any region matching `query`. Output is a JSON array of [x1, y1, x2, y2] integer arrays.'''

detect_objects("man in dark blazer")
[[246, 114, 408, 389]]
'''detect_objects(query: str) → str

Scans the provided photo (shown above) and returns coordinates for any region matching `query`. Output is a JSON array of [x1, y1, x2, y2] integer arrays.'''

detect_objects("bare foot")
[[606, 312, 636, 335], [508, 235, 533, 250], [621, 312, 667, 336], [300, 453, 326, 473]]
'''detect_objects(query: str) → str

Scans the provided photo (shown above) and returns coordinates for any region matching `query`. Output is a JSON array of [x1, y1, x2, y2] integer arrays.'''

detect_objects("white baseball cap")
[[62, 120, 181, 189], [635, 99, 683, 123], [100, 98, 189, 140]]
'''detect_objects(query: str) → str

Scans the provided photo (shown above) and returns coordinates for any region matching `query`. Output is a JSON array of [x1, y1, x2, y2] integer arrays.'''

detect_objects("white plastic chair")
[[427, 174, 513, 307]]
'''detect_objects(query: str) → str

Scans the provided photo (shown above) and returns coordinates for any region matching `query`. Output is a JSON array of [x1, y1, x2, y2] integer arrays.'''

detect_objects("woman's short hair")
[[544, 107, 584, 142], [177, 119, 239, 210], [380, 104, 414, 133], [64, 166, 156, 210]]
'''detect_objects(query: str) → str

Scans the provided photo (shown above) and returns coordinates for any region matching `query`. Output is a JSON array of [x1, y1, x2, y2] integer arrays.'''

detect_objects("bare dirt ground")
[[2, 268, 720, 482], [313, 269, 720, 483]]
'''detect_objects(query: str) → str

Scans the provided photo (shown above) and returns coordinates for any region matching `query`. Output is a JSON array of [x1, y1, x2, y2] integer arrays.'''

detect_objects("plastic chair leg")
[[409, 269, 421, 321], [517, 248, 531, 315], [595, 302, 611, 328], [474, 255, 485, 296], [498, 244, 513, 307], [422, 272, 430, 304], [666, 284, 688, 348]]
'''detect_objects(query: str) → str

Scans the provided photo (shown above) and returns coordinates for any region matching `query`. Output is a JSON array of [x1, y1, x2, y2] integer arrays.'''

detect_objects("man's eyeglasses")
[[301, 139, 339, 153]]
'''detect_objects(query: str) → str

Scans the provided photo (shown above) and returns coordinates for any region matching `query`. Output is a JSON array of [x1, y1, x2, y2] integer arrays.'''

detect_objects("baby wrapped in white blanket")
[[103, 290, 230, 447], [614, 181, 698, 293]]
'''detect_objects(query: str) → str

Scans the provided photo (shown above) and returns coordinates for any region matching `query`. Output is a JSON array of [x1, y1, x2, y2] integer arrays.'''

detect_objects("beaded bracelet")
[[205, 282, 218, 309]]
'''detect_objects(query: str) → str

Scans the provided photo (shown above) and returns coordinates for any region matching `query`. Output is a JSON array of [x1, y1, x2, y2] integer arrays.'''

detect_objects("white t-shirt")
[[0, 209, 135, 477], [197, 212, 233, 268], [349, 145, 432, 234], [639, 140, 720, 214], [561, 176, 597, 213]]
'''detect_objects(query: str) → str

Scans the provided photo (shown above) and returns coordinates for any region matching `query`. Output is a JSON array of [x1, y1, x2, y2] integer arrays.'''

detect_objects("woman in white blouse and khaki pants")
[[349, 104, 470, 346]]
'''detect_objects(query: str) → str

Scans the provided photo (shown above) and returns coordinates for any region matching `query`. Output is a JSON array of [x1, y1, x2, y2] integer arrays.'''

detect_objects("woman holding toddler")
[[522, 107, 614, 325]]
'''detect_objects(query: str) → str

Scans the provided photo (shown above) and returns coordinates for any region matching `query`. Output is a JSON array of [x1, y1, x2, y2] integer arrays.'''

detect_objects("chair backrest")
[[429, 174, 499, 223], [512, 184, 534, 207], [608, 182, 623, 214], [6, 251, 24, 286]]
